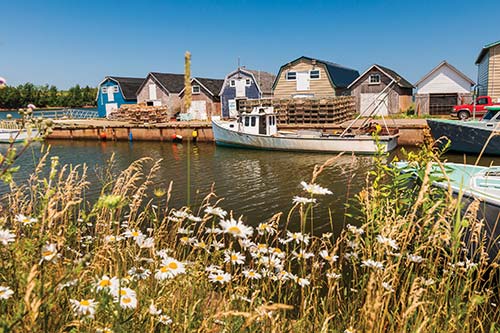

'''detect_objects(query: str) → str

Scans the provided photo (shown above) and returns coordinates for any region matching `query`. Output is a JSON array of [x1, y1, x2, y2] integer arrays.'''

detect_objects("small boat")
[[396, 161, 500, 261], [212, 107, 399, 154], [0, 122, 39, 143], [427, 106, 500, 155]]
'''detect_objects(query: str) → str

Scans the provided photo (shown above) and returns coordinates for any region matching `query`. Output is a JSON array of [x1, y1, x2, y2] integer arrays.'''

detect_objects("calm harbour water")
[[2, 140, 499, 234]]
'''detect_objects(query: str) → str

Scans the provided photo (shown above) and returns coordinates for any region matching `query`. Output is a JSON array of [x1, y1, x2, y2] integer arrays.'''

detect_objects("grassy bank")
[[0, 141, 499, 332]]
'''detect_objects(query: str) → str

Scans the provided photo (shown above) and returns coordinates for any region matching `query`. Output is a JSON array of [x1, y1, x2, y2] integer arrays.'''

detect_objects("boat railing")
[[32, 108, 98, 119], [0, 120, 23, 129]]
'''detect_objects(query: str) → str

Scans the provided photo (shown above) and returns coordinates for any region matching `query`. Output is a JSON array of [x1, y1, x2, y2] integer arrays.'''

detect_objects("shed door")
[[149, 84, 157, 100], [296, 72, 310, 91], [360, 93, 388, 116], [429, 94, 457, 115], [235, 79, 246, 97], [107, 86, 115, 102], [188, 100, 207, 120], [105, 103, 118, 117]]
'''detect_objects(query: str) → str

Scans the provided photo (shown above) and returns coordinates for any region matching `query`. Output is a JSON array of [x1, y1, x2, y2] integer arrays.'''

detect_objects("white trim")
[[368, 74, 381, 85], [245, 78, 252, 86], [286, 71, 297, 81], [192, 85, 200, 94], [230, 79, 235, 87], [415, 61, 475, 87], [178, 78, 217, 97], [309, 70, 320, 80], [347, 65, 403, 89], [218, 68, 263, 97]]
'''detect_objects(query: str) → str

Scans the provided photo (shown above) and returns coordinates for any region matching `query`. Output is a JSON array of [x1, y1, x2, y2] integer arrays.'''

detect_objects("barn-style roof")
[[102, 76, 145, 100], [272, 56, 359, 90], [347, 64, 414, 89], [476, 40, 500, 64]]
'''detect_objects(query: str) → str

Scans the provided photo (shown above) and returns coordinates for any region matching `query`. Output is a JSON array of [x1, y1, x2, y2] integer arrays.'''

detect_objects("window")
[[246, 79, 252, 86], [113, 86, 119, 93], [192, 85, 200, 94], [369, 74, 381, 84], [251, 116, 256, 127], [310, 70, 320, 79], [286, 71, 297, 80], [244, 117, 249, 126], [230, 80, 235, 87], [477, 98, 488, 105], [101, 87, 108, 93]]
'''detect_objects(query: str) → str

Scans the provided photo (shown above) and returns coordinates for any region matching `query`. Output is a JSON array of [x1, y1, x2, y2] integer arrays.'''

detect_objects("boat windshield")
[[482, 110, 500, 121]]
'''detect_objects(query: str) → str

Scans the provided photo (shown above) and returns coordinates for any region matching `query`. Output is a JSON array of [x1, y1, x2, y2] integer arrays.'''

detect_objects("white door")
[[296, 72, 310, 91], [188, 100, 207, 120], [107, 86, 115, 102], [235, 79, 246, 97], [360, 93, 388, 116], [105, 103, 118, 117], [149, 84, 157, 100], [228, 99, 237, 118]]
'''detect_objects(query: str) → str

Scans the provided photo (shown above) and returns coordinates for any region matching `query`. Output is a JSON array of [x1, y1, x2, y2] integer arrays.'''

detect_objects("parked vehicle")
[[452, 96, 500, 120]]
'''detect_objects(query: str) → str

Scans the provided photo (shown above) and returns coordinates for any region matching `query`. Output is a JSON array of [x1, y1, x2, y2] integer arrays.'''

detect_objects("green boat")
[[396, 161, 500, 261]]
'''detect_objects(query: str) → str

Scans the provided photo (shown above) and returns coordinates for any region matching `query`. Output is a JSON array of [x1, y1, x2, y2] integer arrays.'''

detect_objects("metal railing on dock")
[[32, 108, 98, 119]]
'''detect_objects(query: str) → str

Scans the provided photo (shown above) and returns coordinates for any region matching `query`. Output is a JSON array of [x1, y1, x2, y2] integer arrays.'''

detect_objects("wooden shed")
[[476, 40, 500, 102], [219, 67, 275, 118], [96, 76, 144, 118], [272, 56, 359, 99], [179, 77, 224, 120], [415, 61, 475, 115], [348, 64, 413, 116], [136, 72, 185, 118]]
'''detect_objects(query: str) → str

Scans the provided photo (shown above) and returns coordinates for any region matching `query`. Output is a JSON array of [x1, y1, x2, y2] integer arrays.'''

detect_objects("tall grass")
[[0, 141, 499, 332]]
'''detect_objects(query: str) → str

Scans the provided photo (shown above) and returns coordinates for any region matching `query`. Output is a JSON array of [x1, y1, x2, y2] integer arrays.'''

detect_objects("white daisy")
[[292, 249, 314, 260], [407, 254, 425, 263], [242, 269, 262, 280], [204, 206, 227, 218], [149, 302, 162, 315], [41, 243, 59, 262], [376, 235, 399, 250], [300, 181, 332, 195], [284, 231, 310, 245], [205, 227, 223, 235], [187, 214, 202, 222], [224, 251, 245, 265], [319, 250, 339, 263], [326, 272, 342, 280], [361, 259, 384, 270], [346, 224, 364, 235], [95, 275, 115, 291], [210, 240, 225, 250], [219, 218, 253, 239], [0, 229, 15, 246], [69, 298, 97, 318], [382, 282, 394, 292], [128, 267, 151, 280], [15, 214, 37, 226], [123, 229, 143, 240], [0, 286, 14, 300], [292, 196, 317, 204], [177, 227, 193, 235], [208, 271, 231, 284], [136, 236, 155, 249], [155, 257, 186, 280], [257, 222, 276, 235], [172, 210, 189, 219], [158, 314, 173, 325], [297, 277, 311, 287]]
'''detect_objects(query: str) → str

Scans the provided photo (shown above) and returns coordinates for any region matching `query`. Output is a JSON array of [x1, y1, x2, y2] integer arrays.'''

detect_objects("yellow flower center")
[[80, 300, 90, 306], [228, 226, 241, 234], [119, 289, 127, 296], [168, 262, 178, 270], [99, 280, 111, 287], [215, 276, 224, 281], [23, 218, 29, 224], [257, 244, 266, 249], [259, 224, 267, 230], [231, 254, 238, 261], [131, 231, 139, 237], [274, 248, 282, 254], [42, 251, 54, 257], [198, 242, 206, 248], [0, 290, 4, 296], [249, 272, 255, 277], [122, 297, 131, 304], [181, 237, 188, 242]]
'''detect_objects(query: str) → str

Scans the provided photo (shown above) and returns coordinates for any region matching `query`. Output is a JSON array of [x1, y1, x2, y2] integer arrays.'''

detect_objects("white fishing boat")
[[212, 107, 399, 154], [0, 122, 39, 143]]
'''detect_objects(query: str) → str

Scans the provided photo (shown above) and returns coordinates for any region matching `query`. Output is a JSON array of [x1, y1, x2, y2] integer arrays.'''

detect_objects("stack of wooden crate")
[[108, 103, 171, 123], [238, 97, 355, 124]]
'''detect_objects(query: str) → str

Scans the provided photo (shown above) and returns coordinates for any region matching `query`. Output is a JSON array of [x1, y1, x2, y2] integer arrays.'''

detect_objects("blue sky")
[[1, 0, 499, 89]]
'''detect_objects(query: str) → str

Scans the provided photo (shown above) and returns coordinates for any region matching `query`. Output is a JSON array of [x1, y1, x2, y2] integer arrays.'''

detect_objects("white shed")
[[415, 61, 475, 115]]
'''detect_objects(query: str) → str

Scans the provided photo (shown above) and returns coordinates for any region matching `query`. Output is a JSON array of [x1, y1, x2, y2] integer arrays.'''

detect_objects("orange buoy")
[[99, 132, 107, 140]]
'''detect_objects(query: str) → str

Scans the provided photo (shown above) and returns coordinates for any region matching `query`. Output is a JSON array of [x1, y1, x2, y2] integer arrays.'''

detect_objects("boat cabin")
[[237, 107, 278, 136]]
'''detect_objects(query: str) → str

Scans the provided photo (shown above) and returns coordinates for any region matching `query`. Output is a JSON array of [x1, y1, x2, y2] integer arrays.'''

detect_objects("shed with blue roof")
[[272, 56, 359, 99], [96, 76, 144, 117]]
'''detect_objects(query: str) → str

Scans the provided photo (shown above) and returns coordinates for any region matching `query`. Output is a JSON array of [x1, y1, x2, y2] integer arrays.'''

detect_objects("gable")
[[416, 65, 473, 94]]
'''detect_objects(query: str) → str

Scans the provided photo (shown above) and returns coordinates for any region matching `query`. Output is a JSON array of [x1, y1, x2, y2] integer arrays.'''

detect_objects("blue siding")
[[220, 70, 262, 118], [97, 78, 137, 117]]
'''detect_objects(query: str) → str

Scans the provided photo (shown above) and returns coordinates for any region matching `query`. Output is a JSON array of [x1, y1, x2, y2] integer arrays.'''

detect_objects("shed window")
[[369, 74, 381, 84], [251, 116, 256, 127], [101, 87, 108, 93], [286, 72, 297, 80], [244, 117, 249, 126], [230, 80, 235, 87], [113, 86, 119, 93], [310, 70, 320, 79], [192, 85, 200, 94], [246, 79, 252, 86]]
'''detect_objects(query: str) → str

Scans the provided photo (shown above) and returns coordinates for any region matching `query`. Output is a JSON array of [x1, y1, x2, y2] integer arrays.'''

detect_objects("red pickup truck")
[[452, 96, 500, 120]]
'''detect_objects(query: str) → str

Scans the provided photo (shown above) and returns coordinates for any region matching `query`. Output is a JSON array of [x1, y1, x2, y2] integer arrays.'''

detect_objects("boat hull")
[[212, 120, 398, 154], [427, 119, 500, 155], [0, 129, 39, 143]]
